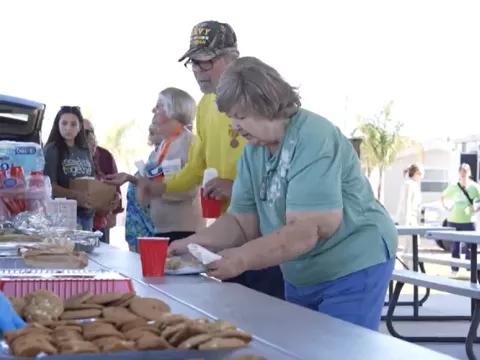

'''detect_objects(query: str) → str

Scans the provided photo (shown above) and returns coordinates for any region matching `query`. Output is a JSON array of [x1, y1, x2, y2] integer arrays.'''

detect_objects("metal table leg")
[[412, 234, 419, 317], [471, 243, 478, 317]]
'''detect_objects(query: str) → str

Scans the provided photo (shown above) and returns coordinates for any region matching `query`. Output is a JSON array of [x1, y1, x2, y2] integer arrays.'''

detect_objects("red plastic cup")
[[200, 188, 223, 218], [138, 237, 170, 277]]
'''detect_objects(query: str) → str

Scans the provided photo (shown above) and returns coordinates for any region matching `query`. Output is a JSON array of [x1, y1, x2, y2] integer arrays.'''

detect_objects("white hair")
[[156, 87, 196, 126], [216, 56, 301, 120]]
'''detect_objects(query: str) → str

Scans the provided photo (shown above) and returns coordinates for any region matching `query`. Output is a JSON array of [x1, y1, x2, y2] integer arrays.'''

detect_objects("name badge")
[[146, 164, 164, 180], [162, 159, 182, 177]]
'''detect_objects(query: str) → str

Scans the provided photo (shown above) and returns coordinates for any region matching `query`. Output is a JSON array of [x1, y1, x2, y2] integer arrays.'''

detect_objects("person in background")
[[43, 106, 94, 231], [135, 21, 285, 300], [396, 164, 423, 266], [0, 292, 25, 332], [83, 119, 122, 243], [106, 88, 204, 247], [441, 163, 480, 275], [168, 56, 398, 330]]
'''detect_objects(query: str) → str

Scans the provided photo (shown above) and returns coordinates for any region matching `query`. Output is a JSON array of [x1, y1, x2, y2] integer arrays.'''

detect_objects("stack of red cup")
[[200, 168, 223, 219]]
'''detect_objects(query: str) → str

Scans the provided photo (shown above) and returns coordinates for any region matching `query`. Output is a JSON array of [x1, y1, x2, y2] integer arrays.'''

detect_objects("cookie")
[[60, 309, 102, 320], [8, 296, 26, 316], [129, 297, 171, 320], [99, 339, 136, 352], [64, 303, 104, 311], [64, 290, 93, 307], [209, 320, 237, 331], [11, 337, 58, 357], [123, 328, 161, 341], [83, 322, 123, 341], [168, 325, 205, 347], [108, 292, 136, 307], [102, 306, 139, 325], [3, 323, 51, 343], [85, 292, 124, 305], [213, 329, 253, 343], [120, 318, 148, 333], [58, 340, 99, 354], [23, 291, 64, 322], [198, 337, 247, 350], [157, 314, 191, 331], [177, 333, 214, 349], [136, 335, 172, 350]]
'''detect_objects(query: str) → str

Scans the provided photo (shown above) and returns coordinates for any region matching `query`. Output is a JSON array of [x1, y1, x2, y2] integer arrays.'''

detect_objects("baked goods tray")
[[0, 344, 236, 360], [0, 270, 134, 298]]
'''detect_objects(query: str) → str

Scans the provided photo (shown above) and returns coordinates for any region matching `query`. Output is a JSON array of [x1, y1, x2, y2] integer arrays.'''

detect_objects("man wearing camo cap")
[[139, 21, 285, 300]]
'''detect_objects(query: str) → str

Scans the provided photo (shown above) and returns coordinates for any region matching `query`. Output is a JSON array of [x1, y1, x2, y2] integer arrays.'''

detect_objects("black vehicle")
[[0, 94, 45, 144]]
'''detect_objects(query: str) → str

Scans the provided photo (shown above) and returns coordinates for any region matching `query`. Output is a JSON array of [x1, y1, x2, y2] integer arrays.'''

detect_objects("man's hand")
[[104, 172, 131, 186], [206, 248, 248, 280], [203, 178, 233, 200]]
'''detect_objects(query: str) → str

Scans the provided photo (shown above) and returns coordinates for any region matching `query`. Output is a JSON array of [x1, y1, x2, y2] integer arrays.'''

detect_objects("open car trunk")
[[0, 94, 45, 144]]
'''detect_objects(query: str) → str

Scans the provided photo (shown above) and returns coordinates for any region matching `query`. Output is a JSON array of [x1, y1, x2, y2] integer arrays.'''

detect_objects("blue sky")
[[1, 0, 479, 144]]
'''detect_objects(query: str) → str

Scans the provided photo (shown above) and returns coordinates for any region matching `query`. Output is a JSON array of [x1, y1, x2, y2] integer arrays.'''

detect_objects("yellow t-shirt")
[[164, 93, 246, 199]]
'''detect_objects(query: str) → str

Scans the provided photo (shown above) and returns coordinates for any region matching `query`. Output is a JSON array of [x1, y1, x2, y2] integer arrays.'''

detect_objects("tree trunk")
[[377, 168, 383, 201]]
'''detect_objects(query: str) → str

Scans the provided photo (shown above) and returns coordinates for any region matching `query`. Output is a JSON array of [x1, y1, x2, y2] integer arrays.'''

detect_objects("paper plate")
[[164, 264, 207, 275]]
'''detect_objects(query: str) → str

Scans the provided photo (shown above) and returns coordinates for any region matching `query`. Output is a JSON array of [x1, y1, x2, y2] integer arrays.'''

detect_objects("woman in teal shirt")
[[441, 163, 480, 274], [165, 56, 398, 331]]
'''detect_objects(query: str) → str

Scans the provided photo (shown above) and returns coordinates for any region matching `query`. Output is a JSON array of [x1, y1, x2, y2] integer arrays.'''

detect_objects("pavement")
[[109, 227, 476, 359]]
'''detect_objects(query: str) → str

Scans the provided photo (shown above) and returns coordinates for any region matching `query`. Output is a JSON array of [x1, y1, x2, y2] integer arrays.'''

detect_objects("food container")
[[0, 269, 134, 298], [73, 237, 98, 254], [0, 343, 237, 360]]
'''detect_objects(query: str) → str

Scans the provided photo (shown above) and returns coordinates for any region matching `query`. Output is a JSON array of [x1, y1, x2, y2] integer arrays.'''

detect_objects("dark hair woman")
[[43, 106, 95, 231]]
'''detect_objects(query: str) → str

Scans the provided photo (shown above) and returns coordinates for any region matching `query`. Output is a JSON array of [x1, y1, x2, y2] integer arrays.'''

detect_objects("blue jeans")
[[77, 215, 94, 231], [284, 240, 394, 331], [448, 222, 474, 271], [225, 266, 285, 300]]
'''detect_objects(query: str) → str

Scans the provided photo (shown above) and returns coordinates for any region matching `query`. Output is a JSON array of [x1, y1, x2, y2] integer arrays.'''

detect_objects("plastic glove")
[[0, 292, 26, 332]]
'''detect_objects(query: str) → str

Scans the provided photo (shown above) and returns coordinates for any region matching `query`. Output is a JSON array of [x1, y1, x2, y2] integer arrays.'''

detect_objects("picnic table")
[[426, 230, 480, 316], [86, 243, 456, 360], [395, 225, 454, 318]]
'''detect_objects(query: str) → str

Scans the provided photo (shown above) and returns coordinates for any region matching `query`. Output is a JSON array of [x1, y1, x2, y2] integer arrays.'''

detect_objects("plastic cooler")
[[0, 269, 134, 298]]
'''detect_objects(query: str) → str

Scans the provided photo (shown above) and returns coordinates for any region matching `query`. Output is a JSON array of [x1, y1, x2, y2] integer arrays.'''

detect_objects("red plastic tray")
[[0, 269, 134, 298]]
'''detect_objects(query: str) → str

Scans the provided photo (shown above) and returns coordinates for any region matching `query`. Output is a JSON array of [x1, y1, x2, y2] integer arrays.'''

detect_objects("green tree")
[[358, 101, 410, 200]]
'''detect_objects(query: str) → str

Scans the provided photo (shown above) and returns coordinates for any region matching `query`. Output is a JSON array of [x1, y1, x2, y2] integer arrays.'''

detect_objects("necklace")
[[228, 125, 239, 148]]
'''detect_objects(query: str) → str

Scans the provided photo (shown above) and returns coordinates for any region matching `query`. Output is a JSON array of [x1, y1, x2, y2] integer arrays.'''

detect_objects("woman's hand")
[[167, 237, 194, 257], [206, 248, 247, 280], [104, 172, 131, 186], [0, 292, 26, 332]]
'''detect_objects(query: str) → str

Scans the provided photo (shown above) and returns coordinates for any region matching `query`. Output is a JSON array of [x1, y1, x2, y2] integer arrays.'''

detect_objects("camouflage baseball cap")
[[178, 21, 237, 62]]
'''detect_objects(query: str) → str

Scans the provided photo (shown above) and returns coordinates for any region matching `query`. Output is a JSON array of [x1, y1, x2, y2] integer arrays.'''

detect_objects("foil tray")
[[0, 269, 126, 279]]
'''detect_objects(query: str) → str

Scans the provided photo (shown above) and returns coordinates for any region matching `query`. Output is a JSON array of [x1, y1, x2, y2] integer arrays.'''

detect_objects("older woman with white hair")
[[167, 57, 398, 331], [106, 87, 204, 245]]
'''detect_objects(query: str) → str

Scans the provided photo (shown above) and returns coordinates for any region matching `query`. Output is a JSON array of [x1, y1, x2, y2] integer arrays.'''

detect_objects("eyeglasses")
[[183, 54, 222, 72]]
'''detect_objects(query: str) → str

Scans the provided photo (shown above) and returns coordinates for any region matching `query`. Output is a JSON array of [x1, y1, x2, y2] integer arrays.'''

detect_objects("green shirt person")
[[441, 163, 480, 273], [168, 56, 397, 331]]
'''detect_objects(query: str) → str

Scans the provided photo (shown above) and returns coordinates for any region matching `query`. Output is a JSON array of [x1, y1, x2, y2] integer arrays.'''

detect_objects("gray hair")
[[216, 56, 301, 120], [157, 87, 196, 126]]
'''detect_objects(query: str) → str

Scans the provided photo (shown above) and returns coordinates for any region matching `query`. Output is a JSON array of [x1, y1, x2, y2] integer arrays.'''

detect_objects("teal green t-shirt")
[[228, 108, 398, 287], [442, 182, 480, 223]]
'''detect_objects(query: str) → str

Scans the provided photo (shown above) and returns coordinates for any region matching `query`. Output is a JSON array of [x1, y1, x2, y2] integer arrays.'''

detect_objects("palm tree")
[[358, 101, 410, 201]]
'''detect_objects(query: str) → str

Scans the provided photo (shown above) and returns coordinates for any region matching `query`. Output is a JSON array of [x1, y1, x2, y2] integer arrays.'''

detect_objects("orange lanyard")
[[156, 125, 184, 165]]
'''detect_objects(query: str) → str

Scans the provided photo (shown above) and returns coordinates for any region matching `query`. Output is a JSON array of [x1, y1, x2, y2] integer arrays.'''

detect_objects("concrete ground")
[[110, 228, 476, 360]]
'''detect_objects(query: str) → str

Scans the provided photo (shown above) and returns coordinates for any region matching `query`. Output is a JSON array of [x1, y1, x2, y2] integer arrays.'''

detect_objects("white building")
[[382, 138, 457, 217]]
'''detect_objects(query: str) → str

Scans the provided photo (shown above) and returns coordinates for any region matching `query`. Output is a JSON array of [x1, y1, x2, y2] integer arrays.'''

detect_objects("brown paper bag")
[[70, 178, 116, 212]]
